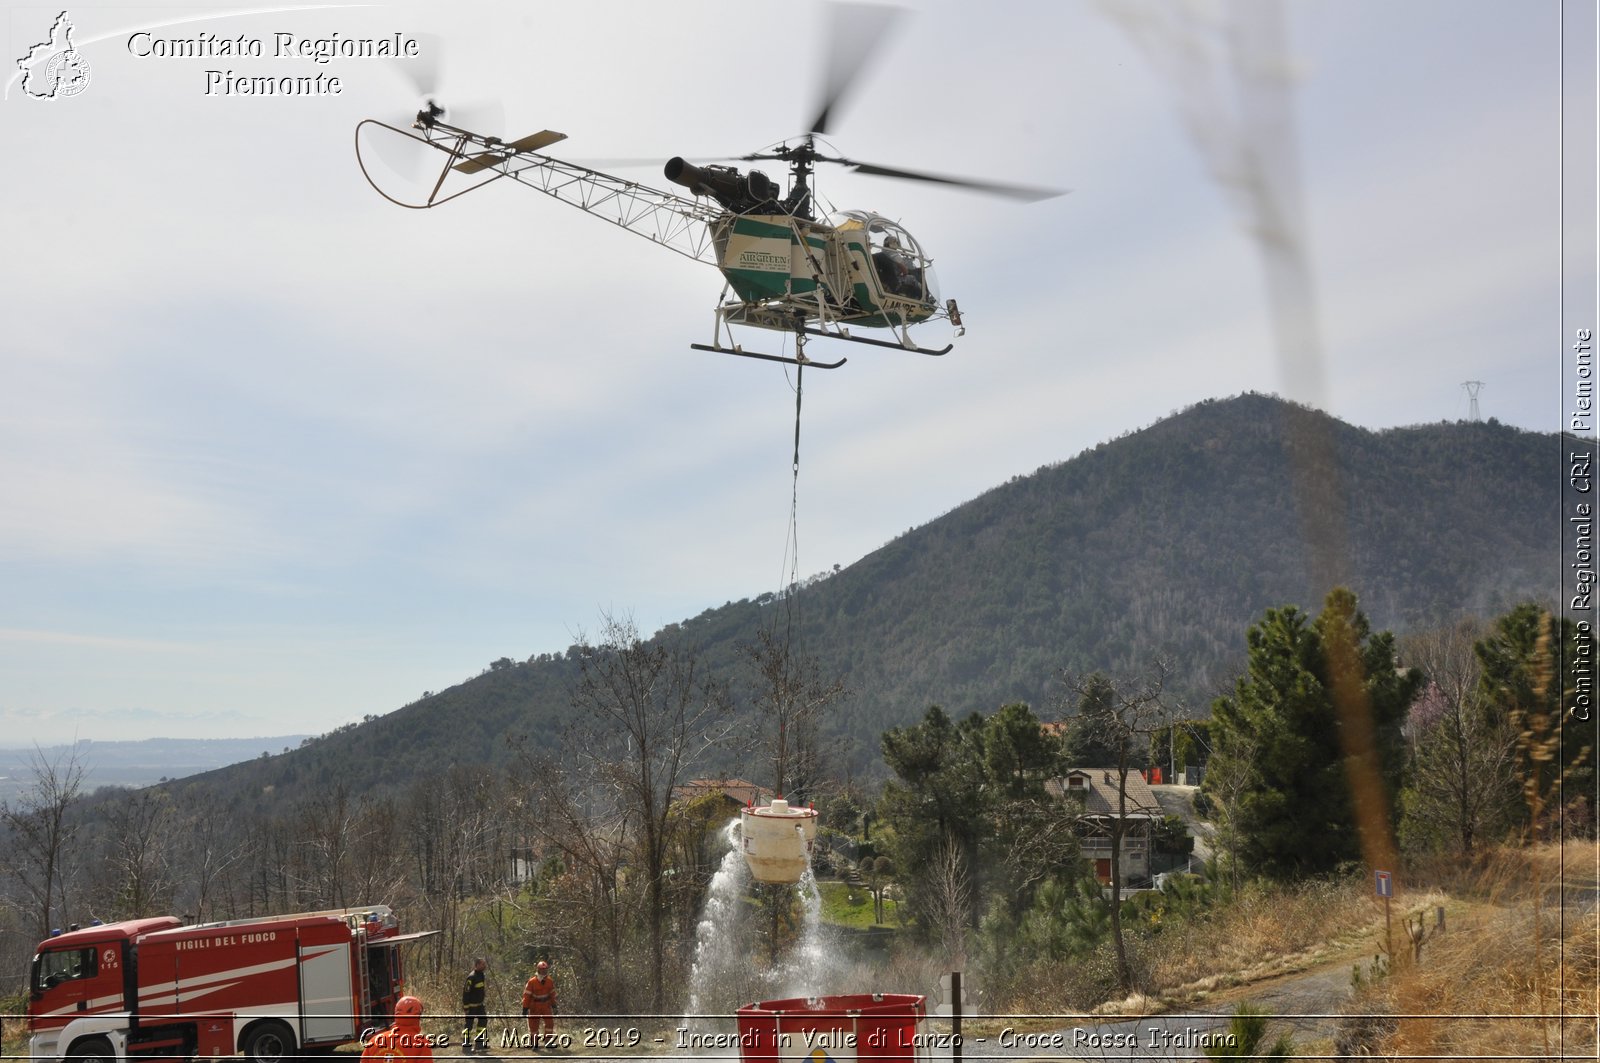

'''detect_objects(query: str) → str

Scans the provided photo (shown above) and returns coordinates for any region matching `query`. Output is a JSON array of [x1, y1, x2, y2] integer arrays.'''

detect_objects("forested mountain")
[[171, 393, 1566, 804]]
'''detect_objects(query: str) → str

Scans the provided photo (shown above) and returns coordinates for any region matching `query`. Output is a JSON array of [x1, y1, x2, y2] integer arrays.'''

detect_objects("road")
[[927, 962, 1355, 1061], [1148, 784, 1212, 868]]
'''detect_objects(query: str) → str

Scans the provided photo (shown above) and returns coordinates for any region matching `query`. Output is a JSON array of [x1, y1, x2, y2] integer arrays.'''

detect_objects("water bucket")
[[739, 799, 820, 884]]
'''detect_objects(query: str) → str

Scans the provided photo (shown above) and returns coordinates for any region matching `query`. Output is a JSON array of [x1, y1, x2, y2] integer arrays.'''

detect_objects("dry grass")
[[1349, 841, 1600, 1061], [1148, 876, 1380, 994], [1381, 907, 1597, 1059], [1409, 839, 1600, 904]]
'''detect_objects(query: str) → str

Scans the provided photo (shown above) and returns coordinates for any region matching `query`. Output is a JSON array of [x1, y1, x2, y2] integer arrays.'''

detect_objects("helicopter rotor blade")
[[833, 157, 1067, 201], [808, 2, 904, 135]]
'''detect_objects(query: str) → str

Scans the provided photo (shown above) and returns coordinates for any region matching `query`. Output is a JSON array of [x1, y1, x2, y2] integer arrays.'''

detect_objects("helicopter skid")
[[689, 343, 846, 370], [719, 304, 952, 358], [798, 327, 952, 356]]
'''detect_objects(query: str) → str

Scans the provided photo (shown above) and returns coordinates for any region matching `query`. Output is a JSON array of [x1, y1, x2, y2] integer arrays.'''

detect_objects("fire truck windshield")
[[33, 947, 97, 991]]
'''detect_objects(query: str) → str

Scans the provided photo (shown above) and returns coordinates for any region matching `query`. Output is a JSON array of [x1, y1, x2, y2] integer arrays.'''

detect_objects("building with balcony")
[[1047, 767, 1165, 887]]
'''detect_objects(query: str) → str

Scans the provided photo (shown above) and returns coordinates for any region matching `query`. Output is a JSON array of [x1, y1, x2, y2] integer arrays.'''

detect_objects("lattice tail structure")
[[356, 117, 726, 269]]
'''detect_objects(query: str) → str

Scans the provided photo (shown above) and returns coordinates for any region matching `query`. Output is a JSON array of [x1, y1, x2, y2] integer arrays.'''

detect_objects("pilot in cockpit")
[[873, 236, 922, 299]]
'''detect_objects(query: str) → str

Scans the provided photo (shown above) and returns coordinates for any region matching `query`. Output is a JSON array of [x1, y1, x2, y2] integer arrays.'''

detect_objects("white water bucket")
[[739, 799, 820, 884]]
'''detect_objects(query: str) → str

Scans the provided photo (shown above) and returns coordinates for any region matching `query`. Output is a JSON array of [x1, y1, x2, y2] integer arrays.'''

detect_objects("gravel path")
[[927, 961, 1357, 1062]]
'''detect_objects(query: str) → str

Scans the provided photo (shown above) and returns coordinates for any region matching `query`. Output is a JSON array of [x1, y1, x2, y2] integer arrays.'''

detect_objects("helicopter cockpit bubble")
[[833, 211, 938, 305]]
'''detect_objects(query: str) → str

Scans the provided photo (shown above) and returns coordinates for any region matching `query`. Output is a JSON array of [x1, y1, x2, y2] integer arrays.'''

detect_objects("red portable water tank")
[[736, 994, 930, 1063]]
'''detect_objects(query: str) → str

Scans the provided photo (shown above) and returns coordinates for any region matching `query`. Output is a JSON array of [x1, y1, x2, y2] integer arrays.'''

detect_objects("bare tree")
[[105, 787, 176, 917], [741, 629, 848, 802], [171, 791, 250, 922], [1200, 725, 1257, 897], [299, 780, 360, 909], [2, 746, 87, 938], [1398, 620, 1518, 857], [343, 795, 410, 914], [928, 835, 971, 967], [1063, 662, 1175, 993], [567, 613, 731, 1013], [248, 814, 298, 914], [403, 766, 502, 976], [505, 741, 632, 1011]]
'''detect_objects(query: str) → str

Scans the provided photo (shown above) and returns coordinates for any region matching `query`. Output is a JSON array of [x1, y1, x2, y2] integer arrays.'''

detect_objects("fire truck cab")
[[27, 906, 433, 1063]]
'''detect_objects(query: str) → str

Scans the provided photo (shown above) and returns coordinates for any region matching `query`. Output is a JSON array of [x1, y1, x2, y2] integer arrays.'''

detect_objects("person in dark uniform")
[[461, 957, 488, 1053]]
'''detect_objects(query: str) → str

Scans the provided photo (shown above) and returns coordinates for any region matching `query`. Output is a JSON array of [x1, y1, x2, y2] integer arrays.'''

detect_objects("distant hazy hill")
[[0, 736, 312, 801], [169, 394, 1566, 806]]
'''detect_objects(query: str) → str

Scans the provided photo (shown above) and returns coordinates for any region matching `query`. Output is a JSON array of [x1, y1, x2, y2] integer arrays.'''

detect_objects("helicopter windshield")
[[829, 211, 939, 304]]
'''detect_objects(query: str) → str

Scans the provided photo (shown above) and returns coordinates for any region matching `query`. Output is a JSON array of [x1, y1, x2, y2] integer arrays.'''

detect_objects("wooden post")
[[951, 970, 962, 1063], [1384, 893, 1392, 963]]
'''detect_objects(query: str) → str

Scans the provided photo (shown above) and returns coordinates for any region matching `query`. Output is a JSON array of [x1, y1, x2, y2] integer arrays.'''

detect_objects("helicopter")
[[354, 9, 1061, 369]]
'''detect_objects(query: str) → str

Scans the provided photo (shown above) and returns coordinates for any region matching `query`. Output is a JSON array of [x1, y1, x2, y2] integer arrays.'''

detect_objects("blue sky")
[[1, 0, 1591, 745]]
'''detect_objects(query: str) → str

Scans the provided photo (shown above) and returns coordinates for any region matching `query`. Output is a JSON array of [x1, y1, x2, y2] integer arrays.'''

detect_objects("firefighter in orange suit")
[[362, 995, 434, 1063], [521, 961, 557, 1049]]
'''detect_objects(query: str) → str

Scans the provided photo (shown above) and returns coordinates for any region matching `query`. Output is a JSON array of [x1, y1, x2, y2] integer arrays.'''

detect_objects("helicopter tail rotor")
[[369, 32, 504, 181], [391, 32, 500, 131]]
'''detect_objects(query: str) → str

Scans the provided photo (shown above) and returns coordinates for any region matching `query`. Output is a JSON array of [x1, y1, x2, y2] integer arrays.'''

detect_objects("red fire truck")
[[26, 906, 435, 1063]]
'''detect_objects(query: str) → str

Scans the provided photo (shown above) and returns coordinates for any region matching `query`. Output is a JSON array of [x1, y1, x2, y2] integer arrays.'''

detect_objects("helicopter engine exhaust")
[[665, 157, 778, 213]]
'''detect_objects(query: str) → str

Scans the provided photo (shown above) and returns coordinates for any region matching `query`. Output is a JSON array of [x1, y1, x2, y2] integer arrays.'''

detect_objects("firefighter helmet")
[[395, 995, 424, 1019]]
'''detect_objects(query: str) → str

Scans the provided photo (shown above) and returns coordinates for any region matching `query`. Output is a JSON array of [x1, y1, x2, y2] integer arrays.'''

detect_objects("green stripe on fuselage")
[[731, 217, 793, 240], [723, 216, 793, 299]]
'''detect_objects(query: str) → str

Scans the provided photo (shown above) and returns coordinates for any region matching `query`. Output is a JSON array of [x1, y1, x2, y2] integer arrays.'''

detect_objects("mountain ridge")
[[159, 393, 1567, 808]]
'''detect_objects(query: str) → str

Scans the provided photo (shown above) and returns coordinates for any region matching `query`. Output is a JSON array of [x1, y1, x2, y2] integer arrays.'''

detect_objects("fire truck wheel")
[[241, 1021, 298, 1063], [68, 1037, 114, 1063]]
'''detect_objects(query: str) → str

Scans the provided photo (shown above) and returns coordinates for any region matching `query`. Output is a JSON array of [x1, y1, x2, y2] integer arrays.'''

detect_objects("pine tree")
[[1475, 604, 1596, 838], [1208, 588, 1421, 878]]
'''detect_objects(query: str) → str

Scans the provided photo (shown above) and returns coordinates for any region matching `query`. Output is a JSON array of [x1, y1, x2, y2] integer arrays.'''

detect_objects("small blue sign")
[[1374, 869, 1393, 898]]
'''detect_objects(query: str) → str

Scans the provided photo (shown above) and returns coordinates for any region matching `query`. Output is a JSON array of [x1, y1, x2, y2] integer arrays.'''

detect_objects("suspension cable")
[[774, 345, 805, 648]]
